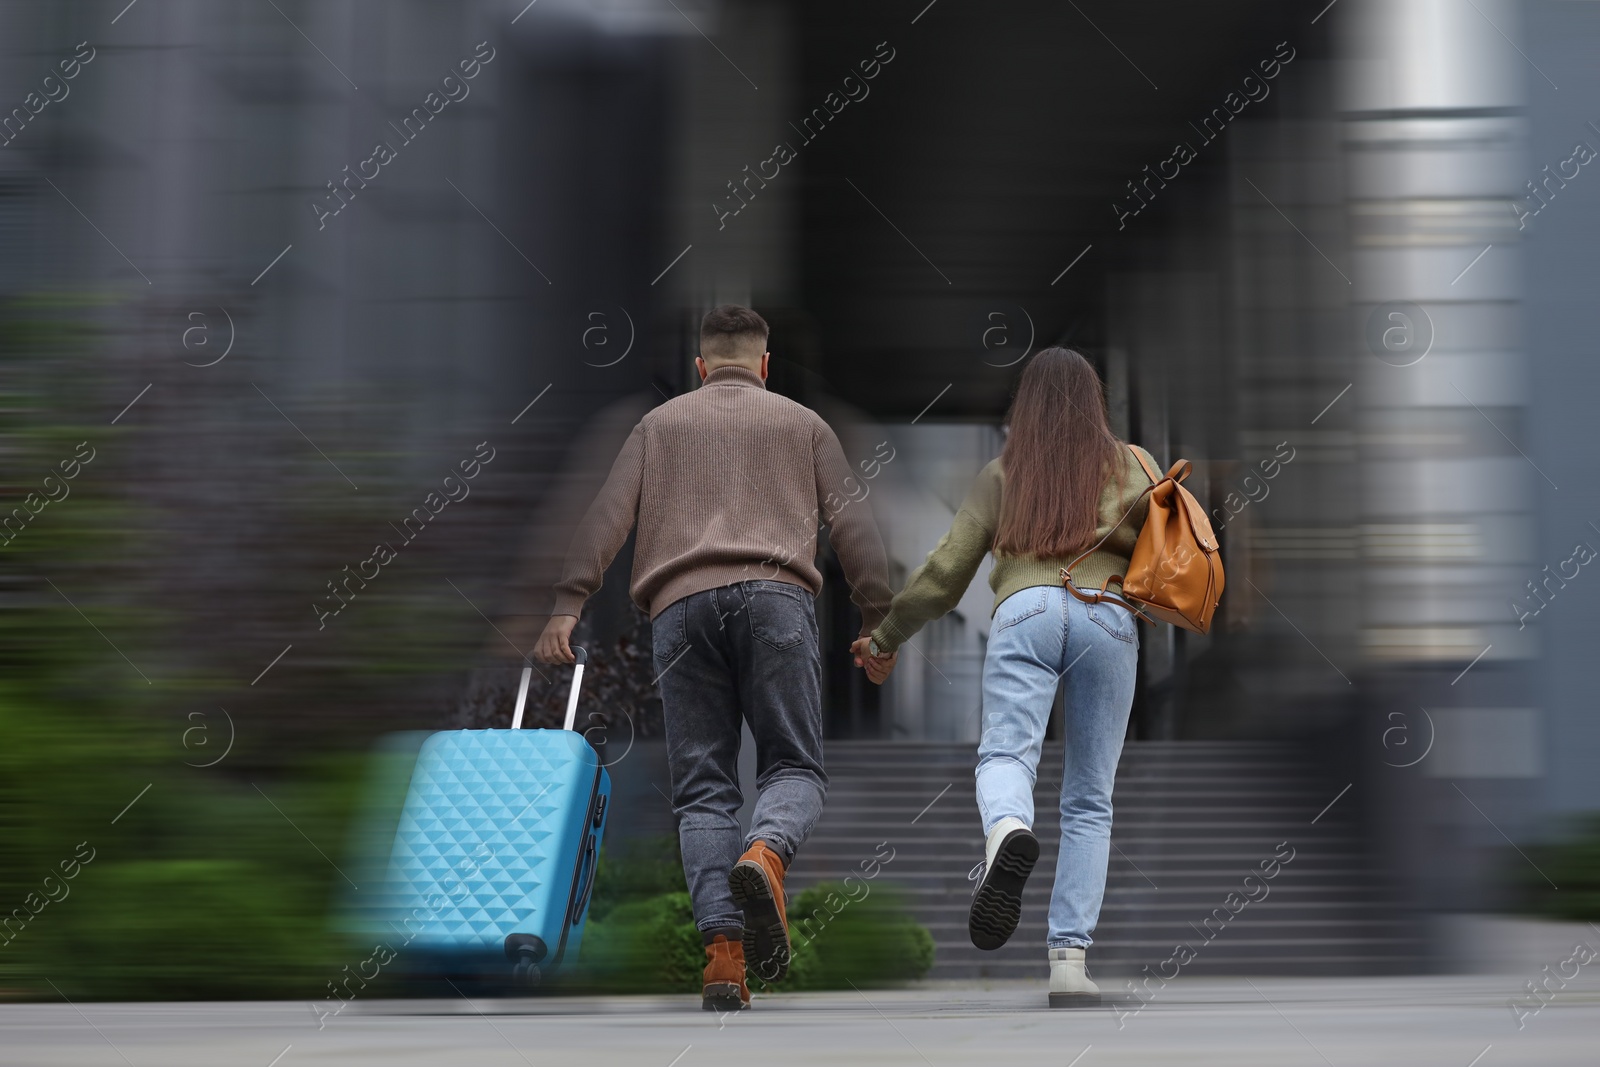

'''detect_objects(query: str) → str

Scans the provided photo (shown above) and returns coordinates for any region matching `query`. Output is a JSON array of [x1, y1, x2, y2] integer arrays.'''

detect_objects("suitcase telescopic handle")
[[511, 646, 587, 731]]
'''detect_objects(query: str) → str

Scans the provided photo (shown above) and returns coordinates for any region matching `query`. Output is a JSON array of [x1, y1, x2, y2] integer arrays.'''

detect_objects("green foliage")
[[588, 835, 689, 922], [23, 860, 334, 1000], [780, 882, 936, 990], [1521, 815, 1600, 921], [576, 891, 704, 994], [0, 295, 467, 1001], [0, 678, 369, 999], [573, 878, 936, 994]]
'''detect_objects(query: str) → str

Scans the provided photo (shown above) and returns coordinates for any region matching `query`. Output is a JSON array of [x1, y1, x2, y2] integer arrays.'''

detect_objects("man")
[[535, 305, 897, 1011]]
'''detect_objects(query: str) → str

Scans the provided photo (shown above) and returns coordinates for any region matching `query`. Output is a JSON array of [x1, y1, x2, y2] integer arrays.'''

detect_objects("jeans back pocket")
[[993, 586, 1049, 634], [1087, 600, 1138, 643], [651, 598, 689, 665], [747, 581, 811, 650]]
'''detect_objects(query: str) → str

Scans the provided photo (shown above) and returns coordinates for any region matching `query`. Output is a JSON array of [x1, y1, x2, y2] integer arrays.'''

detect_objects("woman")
[[852, 347, 1156, 1008]]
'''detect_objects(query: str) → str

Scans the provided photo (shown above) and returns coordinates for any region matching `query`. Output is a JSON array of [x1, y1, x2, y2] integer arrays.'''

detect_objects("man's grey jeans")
[[651, 580, 826, 933]]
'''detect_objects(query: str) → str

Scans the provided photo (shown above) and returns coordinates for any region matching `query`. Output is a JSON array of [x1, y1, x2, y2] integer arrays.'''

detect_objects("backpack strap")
[[1063, 485, 1155, 577], [1128, 444, 1161, 485], [1063, 444, 1162, 582], [1060, 569, 1157, 625]]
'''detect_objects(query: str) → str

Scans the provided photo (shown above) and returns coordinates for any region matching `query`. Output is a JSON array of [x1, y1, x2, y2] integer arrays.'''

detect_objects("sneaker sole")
[[968, 827, 1039, 950], [701, 983, 749, 1012], [728, 861, 790, 983], [1048, 991, 1102, 1008]]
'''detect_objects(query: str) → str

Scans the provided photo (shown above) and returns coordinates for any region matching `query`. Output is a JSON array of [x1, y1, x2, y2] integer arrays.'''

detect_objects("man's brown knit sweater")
[[552, 365, 893, 632]]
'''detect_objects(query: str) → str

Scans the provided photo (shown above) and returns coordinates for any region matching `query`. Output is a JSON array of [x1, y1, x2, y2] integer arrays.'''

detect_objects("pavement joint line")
[[846, 980, 936, 1067], [445, 979, 538, 1067], [1244, 977, 1337, 1067], [43, 979, 138, 1067]]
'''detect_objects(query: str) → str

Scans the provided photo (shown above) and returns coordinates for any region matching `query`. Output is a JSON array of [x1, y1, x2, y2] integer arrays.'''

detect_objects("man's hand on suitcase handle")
[[535, 615, 579, 664], [849, 636, 897, 685]]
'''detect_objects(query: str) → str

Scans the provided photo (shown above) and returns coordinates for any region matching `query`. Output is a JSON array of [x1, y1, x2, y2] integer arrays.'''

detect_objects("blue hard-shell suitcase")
[[383, 647, 610, 984]]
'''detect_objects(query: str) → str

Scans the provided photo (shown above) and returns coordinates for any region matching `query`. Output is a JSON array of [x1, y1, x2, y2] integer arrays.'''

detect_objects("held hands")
[[534, 615, 578, 664], [850, 636, 898, 685]]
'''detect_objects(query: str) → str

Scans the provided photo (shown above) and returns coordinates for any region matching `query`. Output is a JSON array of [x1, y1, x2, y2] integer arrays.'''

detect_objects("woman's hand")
[[850, 636, 898, 685]]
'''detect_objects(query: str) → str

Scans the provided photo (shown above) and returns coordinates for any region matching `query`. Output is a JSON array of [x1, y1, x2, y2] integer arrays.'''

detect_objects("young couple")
[[535, 305, 1153, 1010]]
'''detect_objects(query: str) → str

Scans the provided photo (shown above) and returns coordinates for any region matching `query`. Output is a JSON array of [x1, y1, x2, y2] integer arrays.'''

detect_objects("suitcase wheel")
[[505, 933, 547, 989], [512, 959, 542, 988], [505, 933, 548, 964]]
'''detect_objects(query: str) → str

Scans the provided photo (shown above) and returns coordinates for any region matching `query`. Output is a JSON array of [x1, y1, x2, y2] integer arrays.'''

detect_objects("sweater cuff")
[[869, 616, 909, 655], [857, 608, 886, 637], [550, 591, 587, 620]]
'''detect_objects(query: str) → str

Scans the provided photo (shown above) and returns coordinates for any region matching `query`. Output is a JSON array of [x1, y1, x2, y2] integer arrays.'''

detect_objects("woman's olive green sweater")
[[870, 445, 1158, 654]]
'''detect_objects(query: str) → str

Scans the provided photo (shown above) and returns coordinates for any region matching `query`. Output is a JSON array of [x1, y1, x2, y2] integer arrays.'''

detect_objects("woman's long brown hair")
[[992, 347, 1123, 560]]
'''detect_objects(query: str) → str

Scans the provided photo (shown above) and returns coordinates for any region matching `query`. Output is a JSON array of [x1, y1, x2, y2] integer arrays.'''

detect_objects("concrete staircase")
[[794, 740, 1423, 980]]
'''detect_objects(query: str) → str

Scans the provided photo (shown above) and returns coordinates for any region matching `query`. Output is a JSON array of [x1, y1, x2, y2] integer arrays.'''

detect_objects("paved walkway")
[[3, 976, 1595, 1065]]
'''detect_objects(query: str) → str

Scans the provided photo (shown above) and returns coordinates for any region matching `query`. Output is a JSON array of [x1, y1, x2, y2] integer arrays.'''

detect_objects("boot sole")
[[728, 860, 790, 983], [701, 982, 749, 1012], [1049, 991, 1102, 1008], [968, 828, 1039, 951]]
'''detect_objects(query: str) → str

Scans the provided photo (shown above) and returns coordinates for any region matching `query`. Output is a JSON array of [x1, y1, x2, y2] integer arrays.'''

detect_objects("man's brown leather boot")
[[728, 840, 791, 983], [701, 934, 750, 1012]]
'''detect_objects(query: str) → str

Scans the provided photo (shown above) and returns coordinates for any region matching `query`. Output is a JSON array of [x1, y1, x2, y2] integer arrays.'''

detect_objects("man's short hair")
[[699, 304, 769, 363]]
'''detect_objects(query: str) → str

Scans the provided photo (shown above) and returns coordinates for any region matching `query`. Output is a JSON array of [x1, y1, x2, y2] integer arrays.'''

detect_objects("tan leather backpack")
[[1062, 446, 1224, 634]]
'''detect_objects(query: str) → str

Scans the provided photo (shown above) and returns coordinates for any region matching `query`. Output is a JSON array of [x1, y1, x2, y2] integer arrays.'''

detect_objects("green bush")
[[1521, 815, 1600, 921], [781, 882, 935, 990], [576, 891, 703, 993], [23, 860, 340, 1000], [573, 879, 935, 993], [588, 835, 688, 923]]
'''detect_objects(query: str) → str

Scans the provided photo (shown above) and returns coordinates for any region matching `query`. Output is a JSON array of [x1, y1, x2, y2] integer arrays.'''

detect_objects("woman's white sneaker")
[[967, 816, 1038, 950], [1048, 946, 1101, 1006]]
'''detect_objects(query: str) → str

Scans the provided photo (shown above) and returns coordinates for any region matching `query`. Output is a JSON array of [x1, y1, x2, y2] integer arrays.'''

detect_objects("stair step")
[[796, 740, 1417, 977]]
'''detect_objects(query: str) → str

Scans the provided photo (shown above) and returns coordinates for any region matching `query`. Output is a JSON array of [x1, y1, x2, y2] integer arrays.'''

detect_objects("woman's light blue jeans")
[[977, 585, 1138, 949]]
